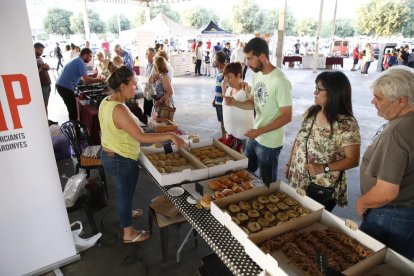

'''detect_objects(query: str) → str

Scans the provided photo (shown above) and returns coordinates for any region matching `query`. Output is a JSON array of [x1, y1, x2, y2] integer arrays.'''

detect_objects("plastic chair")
[[60, 120, 108, 199]]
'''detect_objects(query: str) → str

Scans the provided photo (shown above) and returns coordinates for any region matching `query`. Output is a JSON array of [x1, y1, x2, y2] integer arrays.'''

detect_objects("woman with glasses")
[[285, 71, 361, 211], [99, 66, 187, 244]]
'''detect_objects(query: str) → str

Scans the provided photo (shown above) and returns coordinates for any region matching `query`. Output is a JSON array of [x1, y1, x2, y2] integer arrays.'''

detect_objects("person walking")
[[54, 42, 63, 72], [194, 41, 203, 76]]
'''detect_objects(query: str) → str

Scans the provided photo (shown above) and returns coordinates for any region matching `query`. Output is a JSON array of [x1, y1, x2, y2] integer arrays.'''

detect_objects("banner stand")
[[0, 1, 79, 275], [22, 255, 80, 276]]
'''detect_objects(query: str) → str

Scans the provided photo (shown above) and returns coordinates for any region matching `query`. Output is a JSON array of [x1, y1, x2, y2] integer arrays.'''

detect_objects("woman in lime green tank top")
[[99, 66, 187, 244]]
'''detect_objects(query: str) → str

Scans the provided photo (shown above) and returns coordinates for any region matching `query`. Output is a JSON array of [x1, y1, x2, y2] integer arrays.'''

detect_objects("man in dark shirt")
[[54, 42, 63, 72], [34, 42, 56, 125]]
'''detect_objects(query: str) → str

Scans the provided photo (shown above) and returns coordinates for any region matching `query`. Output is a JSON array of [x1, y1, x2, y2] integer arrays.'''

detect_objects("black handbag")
[[304, 115, 343, 210]]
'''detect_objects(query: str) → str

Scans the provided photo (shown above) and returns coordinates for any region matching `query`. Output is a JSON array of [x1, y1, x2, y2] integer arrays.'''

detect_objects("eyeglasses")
[[315, 86, 327, 94]]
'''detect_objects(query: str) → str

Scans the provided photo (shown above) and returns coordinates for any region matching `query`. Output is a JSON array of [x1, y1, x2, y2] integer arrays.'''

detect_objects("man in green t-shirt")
[[225, 37, 292, 185]]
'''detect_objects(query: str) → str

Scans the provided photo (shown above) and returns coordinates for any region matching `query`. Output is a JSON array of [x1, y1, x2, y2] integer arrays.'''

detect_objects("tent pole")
[[275, 0, 287, 68]]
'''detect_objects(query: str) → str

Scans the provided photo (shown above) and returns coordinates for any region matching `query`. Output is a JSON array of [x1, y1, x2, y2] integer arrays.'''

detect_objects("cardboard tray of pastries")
[[245, 209, 387, 276], [188, 138, 248, 177], [139, 147, 208, 186], [211, 182, 324, 250], [181, 170, 263, 208]]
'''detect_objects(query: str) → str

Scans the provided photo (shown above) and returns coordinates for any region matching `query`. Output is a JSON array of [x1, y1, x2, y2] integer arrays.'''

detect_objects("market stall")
[[120, 13, 198, 76]]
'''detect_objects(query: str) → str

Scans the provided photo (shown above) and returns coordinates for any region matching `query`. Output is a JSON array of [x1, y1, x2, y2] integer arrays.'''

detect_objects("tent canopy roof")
[[200, 21, 231, 35], [136, 13, 197, 37]]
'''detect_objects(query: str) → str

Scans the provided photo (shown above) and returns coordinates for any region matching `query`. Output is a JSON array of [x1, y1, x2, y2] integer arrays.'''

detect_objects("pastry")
[[296, 206, 310, 216], [247, 221, 261, 233], [247, 209, 260, 218], [251, 200, 264, 211], [268, 194, 280, 203], [217, 151, 227, 158], [241, 181, 255, 190], [276, 192, 287, 199], [165, 159, 171, 166], [228, 173, 241, 182], [232, 185, 244, 193], [284, 197, 298, 206], [232, 217, 241, 225], [241, 227, 250, 235], [164, 166, 172, 173], [257, 218, 270, 228], [173, 152, 180, 159], [276, 212, 289, 222], [165, 153, 173, 160], [152, 154, 159, 161], [222, 189, 234, 197], [228, 204, 240, 213], [238, 201, 251, 210], [236, 170, 252, 180], [266, 203, 278, 213], [236, 212, 249, 223], [200, 194, 213, 208], [158, 153, 166, 160], [209, 180, 225, 190], [277, 202, 290, 211], [214, 191, 225, 199], [217, 176, 229, 184], [287, 210, 299, 218], [179, 158, 188, 165], [257, 195, 269, 204], [157, 160, 165, 167], [264, 211, 276, 222]]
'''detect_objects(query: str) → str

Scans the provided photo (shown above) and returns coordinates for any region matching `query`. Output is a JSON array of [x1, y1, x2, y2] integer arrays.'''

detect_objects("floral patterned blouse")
[[287, 112, 361, 206]]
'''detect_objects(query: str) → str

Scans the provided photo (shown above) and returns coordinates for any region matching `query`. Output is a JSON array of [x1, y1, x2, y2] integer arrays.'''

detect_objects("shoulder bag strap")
[[305, 114, 344, 187]]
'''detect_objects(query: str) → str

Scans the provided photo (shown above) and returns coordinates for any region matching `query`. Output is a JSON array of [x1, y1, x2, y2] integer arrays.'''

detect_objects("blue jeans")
[[244, 139, 282, 185], [361, 206, 414, 260], [101, 151, 139, 228]]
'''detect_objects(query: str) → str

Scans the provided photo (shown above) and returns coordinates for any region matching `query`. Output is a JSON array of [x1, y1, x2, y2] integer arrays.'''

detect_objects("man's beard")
[[250, 61, 263, 73]]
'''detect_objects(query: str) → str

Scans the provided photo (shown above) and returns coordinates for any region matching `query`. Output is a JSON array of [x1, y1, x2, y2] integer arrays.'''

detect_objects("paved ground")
[[49, 57, 386, 275]]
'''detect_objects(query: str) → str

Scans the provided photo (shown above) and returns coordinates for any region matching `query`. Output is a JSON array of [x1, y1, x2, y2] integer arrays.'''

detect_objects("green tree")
[[401, 0, 414, 37], [107, 14, 131, 34], [132, 11, 146, 28], [70, 10, 106, 34], [150, 4, 180, 22], [259, 8, 296, 36], [295, 18, 317, 37], [43, 8, 73, 35], [335, 19, 355, 38], [230, 0, 264, 34], [182, 7, 219, 29], [357, 0, 409, 37]]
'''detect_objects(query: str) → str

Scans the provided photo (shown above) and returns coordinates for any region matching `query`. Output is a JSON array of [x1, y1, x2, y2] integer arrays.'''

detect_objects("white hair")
[[371, 65, 414, 104]]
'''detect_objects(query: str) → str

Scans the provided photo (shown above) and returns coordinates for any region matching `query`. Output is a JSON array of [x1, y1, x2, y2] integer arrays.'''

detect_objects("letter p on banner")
[[1, 74, 31, 130]]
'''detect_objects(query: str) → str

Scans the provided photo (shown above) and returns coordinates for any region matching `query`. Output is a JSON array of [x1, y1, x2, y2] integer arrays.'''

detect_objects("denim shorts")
[[361, 206, 414, 260], [101, 150, 139, 228]]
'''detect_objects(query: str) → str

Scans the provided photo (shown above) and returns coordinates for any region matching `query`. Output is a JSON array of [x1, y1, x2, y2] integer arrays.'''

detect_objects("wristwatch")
[[323, 164, 330, 173]]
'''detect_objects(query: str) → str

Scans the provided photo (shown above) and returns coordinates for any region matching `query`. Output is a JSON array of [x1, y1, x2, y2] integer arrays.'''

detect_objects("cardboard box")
[[210, 182, 324, 252], [189, 138, 248, 177], [365, 248, 414, 276], [139, 147, 208, 186], [246, 209, 386, 276], [148, 117, 178, 133]]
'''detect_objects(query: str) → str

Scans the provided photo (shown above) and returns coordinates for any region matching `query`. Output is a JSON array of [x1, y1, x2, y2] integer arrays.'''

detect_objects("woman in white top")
[[221, 62, 254, 150], [362, 43, 374, 75]]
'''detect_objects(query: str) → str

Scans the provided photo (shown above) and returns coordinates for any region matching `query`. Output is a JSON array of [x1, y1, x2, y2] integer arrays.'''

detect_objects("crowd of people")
[[34, 36, 414, 260], [351, 43, 414, 74]]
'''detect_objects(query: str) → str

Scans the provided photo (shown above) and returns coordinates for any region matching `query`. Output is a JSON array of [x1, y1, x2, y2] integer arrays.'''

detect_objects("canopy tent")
[[134, 13, 198, 37], [199, 21, 235, 37]]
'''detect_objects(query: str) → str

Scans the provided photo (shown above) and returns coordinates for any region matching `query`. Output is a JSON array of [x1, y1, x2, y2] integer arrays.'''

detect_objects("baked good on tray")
[[225, 191, 312, 235]]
